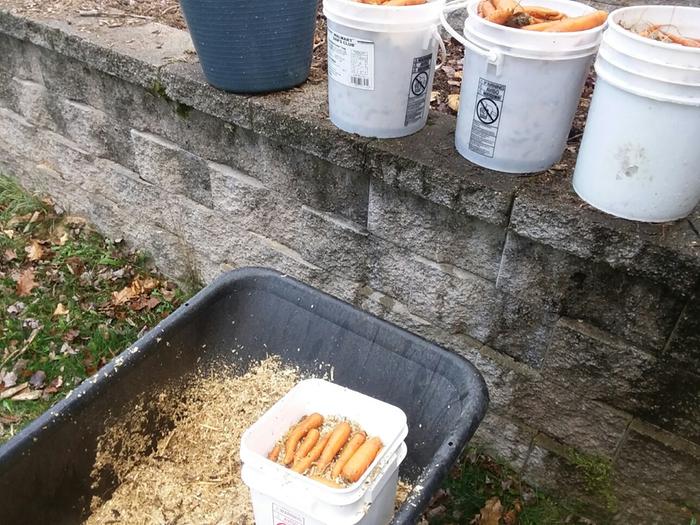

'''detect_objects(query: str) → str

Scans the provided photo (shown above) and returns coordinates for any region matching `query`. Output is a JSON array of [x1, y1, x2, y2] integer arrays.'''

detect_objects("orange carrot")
[[310, 475, 344, 489], [487, 8, 515, 24], [341, 437, 383, 483], [268, 444, 280, 462], [331, 432, 367, 479], [523, 6, 566, 20], [316, 422, 352, 473], [291, 433, 329, 474], [664, 32, 700, 48], [283, 413, 324, 465], [523, 10, 607, 32], [492, 0, 521, 12], [478, 0, 496, 18], [384, 0, 427, 5], [295, 428, 320, 460]]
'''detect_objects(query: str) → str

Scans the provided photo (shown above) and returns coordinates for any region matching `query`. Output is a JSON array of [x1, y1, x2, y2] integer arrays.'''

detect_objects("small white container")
[[324, 0, 445, 138], [441, 0, 606, 173], [573, 5, 700, 222], [240, 379, 409, 525]]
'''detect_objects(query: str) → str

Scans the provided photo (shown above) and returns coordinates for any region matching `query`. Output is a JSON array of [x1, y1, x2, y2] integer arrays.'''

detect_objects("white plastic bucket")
[[441, 0, 606, 173], [324, 0, 445, 138], [572, 5, 700, 223], [240, 379, 409, 525]]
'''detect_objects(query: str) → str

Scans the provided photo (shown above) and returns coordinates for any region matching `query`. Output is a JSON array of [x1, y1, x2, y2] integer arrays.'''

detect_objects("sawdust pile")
[[85, 357, 413, 524], [85, 357, 300, 524]]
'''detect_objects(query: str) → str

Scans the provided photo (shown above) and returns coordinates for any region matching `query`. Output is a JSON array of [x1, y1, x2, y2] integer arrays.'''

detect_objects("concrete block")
[[497, 232, 686, 353], [368, 180, 505, 281], [614, 422, 700, 509], [130, 129, 212, 207]]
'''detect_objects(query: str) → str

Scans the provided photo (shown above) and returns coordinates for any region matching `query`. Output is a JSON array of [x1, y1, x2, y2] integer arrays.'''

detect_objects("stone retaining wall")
[[0, 8, 698, 523]]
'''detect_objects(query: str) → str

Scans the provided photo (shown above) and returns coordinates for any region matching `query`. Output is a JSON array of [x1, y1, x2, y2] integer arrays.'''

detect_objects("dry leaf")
[[64, 215, 87, 227], [44, 375, 63, 395], [53, 303, 69, 317], [2, 229, 14, 239], [478, 497, 503, 525], [25, 240, 45, 261], [0, 414, 21, 424], [0, 382, 28, 400], [28, 370, 46, 389], [15, 268, 38, 297], [29, 211, 41, 224], [58, 232, 70, 246], [430, 90, 440, 103], [1, 370, 17, 388], [503, 509, 518, 525], [6, 302, 25, 315], [12, 389, 43, 401], [447, 94, 460, 112], [3, 248, 17, 262], [60, 342, 79, 356], [62, 328, 80, 342]]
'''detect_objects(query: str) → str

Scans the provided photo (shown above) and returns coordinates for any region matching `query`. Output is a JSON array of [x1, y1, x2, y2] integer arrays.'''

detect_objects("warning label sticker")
[[405, 53, 433, 127], [469, 78, 506, 158], [272, 503, 305, 525], [327, 28, 374, 90]]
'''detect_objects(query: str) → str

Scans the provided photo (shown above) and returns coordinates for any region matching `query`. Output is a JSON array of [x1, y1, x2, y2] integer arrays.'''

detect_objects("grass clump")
[[0, 175, 188, 443]]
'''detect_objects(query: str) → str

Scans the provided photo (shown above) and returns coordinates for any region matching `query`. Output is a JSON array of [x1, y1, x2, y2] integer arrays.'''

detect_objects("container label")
[[272, 503, 304, 525], [469, 78, 506, 158], [404, 53, 433, 127], [327, 28, 374, 90]]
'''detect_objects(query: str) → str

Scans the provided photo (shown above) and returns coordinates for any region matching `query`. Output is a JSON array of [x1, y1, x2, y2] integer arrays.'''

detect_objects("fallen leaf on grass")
[[130, 295, 161, 311], [1, 370, 17, 388], [25, 240, 45, 262], [62, 329, 80, 342], [64, 215, 87, 227], [112, 276, 160, 306], [12, 389, 42, 401], [0, 382, 28, 400], [6, 213, 34, 228], [53, 303, 69, 317], [15, 268, 38, 297], [58, 232, 70, 246], [65, 256, 85, 276], [6, 302, 25, 315], [3, 248, 17, 262], [0, 414, 21, 425], [28, 370, 46, 389], [476, 497, 503, 525], [43, 375, 63, 395], [2, 229, 14, 239], [447, 93, 460, 112], [59, 342, 79, 356]]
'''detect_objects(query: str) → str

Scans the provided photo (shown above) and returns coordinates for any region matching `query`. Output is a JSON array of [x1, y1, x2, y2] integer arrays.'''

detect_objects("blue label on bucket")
[[469, 78, 506, 158]]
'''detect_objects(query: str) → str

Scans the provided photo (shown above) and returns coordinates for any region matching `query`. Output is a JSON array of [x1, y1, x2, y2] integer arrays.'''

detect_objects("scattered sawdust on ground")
[[85, 357, 413, 523], [85, 357, 299, 524]]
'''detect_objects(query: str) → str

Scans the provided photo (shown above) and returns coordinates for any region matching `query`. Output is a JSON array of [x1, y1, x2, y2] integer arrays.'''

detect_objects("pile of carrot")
[[632, 23, 700, 48], [267, 413, 384, 488], [354, 0, 428, 6], [478, 0, 608, 32]]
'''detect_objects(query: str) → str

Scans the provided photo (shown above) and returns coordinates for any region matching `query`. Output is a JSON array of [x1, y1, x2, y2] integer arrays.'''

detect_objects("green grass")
[[428, 449, 589, 525], [0, 175, 188, 443]]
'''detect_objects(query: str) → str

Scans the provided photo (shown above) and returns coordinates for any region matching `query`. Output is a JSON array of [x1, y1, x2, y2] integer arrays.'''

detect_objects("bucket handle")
[[440, 1, 504, 75], [434, 26, 448, 70]]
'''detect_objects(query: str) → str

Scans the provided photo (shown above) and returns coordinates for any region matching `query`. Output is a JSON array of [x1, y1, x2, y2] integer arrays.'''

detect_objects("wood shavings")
[[84, 357, 414, 522]]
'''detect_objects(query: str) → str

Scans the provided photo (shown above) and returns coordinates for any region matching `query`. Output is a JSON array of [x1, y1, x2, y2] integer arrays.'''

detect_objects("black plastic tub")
[[180, 0, 318, 93], [0, 268, 488, 524]]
